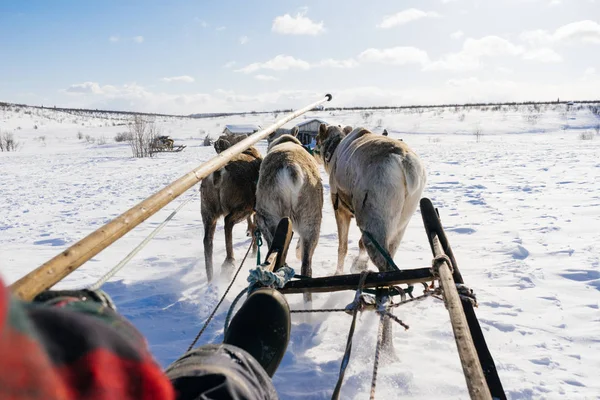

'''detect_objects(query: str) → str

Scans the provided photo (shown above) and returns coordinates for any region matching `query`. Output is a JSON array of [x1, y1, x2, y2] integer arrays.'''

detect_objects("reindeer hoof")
[[350, 258, 368, 274], [220, 260, 235, 280]]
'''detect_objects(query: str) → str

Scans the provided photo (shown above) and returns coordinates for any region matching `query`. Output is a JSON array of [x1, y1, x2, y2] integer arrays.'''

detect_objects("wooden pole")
[[10, 95, 332, 301], [432, 235, 492, 400], [279, 267, 434, 295]]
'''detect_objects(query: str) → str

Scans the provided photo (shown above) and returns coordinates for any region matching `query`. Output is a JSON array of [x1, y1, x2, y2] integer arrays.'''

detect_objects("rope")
[[456, 283, 478, 307], [185, 237, 255, 352], [370, 311, 386, 400], [431, 254, 454, 275], [332, 271, 370, 400], [362, 231, 415, 297], [290, 308, 346, 314], [254, 229, 263, 265], [247, 264, 295, 293], [223, 287, 247, 332], [224, 264, 296, 332], [88, 193, 195, 291], [289, 287, 443, 316], [363, 231, 399, 272]]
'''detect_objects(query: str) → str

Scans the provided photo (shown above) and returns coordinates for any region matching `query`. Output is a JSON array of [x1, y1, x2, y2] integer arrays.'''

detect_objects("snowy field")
[[1, 102, 600, 399]]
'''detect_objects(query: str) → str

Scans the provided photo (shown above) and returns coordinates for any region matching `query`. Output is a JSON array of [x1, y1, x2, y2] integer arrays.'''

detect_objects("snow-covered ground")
[[1, 102, 600, 399]]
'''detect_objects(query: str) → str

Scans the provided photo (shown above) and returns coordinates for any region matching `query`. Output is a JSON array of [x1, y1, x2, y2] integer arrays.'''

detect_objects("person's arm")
[[0, 279, 174, 400]]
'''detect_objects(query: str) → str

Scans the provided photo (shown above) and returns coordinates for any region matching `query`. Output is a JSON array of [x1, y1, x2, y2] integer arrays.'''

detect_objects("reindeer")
[[200, 140, 262, 281], [255, 127, 323, 302], [314, 123, 427, 352], [212, 133, 257, 239], [214, 133, 248, 154]]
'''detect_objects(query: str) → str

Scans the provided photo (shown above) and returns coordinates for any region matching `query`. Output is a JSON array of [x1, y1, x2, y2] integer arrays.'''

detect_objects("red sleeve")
[[0, 279, 175, 400]]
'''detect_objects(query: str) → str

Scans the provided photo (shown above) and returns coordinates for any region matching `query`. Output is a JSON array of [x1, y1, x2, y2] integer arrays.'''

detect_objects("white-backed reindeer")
[[255, 127, 323, 302]]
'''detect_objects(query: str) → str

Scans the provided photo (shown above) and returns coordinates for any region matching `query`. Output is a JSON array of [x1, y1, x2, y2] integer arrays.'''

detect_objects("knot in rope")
[[431, 254, 454, 275], [456, 283, 478, 307], [344, 293, 377, 315], [247, 264, 295, 294]]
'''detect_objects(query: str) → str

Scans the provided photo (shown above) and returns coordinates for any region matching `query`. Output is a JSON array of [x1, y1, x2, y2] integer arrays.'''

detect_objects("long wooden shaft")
[[433, 235, 492, 400], [11, 95, 332, 301], [279, 268, 434, 294]]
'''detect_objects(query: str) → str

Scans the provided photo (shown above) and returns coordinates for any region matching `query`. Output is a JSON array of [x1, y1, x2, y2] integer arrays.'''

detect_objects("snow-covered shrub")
[[579, 131, 594, 140], [114, 132, 132, 142], [127, 115, 158, 158], [0, 131, 21, 152]]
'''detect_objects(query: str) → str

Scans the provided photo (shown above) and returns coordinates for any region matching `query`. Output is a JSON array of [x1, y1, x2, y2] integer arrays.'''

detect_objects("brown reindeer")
[[200, 140, 262, 281], [213, 133, 249, 154], [255, 127, 323, 303], [212, 133, 258, 238]]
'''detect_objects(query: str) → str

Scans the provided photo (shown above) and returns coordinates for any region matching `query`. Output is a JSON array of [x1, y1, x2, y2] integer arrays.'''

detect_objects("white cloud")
[[441, 0, 459, 3], [495, 66, 513, 74], [216, 26, 226, 31], [237, 55, 358, 74], [425, 36, 524, 71], [109, 35, 120, 42], [358, 47, 430, 66], [520, 20, 600, 45], [254, 74, 279, 81], [59, 77, 600, 115], [377, 8, 441, 29], [194, 18, 208, 28], [272, 11, 325, 35], [236, 55, 312, 73], [450, 30, 464, 40], [133, 36, 144, 43], [240, 36, 249, 45], [314, 58, 359, 68], [463, 36, 524, 57], [223, 61, 236, 68], [64, 82, 106, 94], [522, 48, 563, 62], [161, 76, 195, 83], [584, 66, 596, 76]]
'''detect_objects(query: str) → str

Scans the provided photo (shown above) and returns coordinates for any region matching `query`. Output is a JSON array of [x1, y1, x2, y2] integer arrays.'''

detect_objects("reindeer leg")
[[203, 217, 217, 282], [381, 313, 398, 361], [222, 213, 237, 276], [351, 237, 369, 273], [334, 207, 352, 275], [247, 214, 258, 255], [295, 238, 303, 260]]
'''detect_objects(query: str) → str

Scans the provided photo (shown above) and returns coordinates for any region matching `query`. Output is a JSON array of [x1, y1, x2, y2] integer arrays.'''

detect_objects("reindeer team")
[[201, 124, 426, 281], [201, 123, 426, 349]]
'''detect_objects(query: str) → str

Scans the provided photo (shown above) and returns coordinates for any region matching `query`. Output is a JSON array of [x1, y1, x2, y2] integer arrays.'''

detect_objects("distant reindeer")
[[201, 139, 262, 281], [266, 127, 296, 147], [255, 127, 323, 303], [213, 133, 249, 153]]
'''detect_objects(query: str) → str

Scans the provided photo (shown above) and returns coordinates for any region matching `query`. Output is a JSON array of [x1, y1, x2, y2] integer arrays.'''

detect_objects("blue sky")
[[1, 0, 599, 113]]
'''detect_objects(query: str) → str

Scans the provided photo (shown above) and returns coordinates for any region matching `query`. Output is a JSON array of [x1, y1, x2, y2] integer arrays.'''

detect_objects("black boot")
[[224, 288, 291, 377]]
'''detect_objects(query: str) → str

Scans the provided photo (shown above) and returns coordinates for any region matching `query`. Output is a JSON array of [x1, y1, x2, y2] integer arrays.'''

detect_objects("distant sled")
[[151, 135, 186, 152]]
